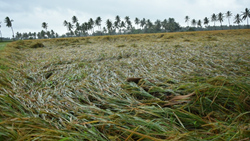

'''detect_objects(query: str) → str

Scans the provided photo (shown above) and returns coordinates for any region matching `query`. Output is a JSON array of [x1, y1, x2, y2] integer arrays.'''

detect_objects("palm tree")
[[226, 11, 232, 29], [140, 18, 146, 30], [115, 15, 121, 32], [197, 20, 202, 29], [155, 19, 162, 31], [106, 19, 113, 35], [217, 12, 224, 30], [42, 22, 48, 32], [0, 22, 2, 41], [241, 8, 250, 28], [95, 17, 102, 31], [89, 18, 94, 34], [135, 17, 140, 29], [234, 14, 242, 29], [211, 13, 217, 30], [191, 19, 196, 28], [67, 22, 74, 36], [4, 17, 14, 39], [125, 16, 131, 29], [120, 21, 125, 33], [203, 17, 209, 28], [162, 19, 168, 32], [72, 16, 78, 24], [185, 16, 190, 27], [146, 19, 153, 29]]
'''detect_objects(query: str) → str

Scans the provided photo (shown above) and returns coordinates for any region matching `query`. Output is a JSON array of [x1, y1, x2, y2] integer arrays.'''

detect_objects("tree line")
[[0, 7, 249, 40]]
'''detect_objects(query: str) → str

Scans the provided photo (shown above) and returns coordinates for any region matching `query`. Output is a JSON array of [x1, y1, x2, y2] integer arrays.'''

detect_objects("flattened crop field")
[[0, 29, 250, 140]]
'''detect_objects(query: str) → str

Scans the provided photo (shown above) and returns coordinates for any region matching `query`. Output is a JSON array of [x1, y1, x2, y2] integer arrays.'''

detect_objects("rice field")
[[0, 29, 250, 140]]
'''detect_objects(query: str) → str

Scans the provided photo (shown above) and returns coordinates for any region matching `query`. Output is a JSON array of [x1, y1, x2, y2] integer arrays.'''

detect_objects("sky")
[[0, 0, 249, 38]]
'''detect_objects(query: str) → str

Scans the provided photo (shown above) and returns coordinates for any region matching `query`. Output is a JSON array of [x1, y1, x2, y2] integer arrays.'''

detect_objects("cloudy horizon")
[[0, 0, 249, 38]]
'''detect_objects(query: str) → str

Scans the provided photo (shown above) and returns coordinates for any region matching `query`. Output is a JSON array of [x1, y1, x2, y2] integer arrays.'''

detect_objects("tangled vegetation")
[[0, 29, 250, 140]]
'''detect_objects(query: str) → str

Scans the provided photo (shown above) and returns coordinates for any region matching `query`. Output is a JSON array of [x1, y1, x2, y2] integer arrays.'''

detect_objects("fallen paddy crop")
[[0, 29, 250, 140]]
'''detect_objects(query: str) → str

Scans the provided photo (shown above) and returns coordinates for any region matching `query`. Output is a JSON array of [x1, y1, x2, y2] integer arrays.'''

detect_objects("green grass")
[[0, 41, 11, 51], [0, 29, 250, 140]]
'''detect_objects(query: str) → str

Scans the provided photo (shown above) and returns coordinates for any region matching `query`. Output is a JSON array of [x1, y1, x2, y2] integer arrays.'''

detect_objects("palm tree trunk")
[[247, 17, 249, 29], [214, 22, 216, 30], [11, 26, 15, 40], [228, 18, 231, 30], [0, 30, 2, 41], [220, 22, 223, 30]]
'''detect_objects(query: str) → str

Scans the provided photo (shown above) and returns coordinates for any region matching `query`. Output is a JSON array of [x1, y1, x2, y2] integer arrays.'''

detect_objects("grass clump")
[[116, 44, 126, 47]]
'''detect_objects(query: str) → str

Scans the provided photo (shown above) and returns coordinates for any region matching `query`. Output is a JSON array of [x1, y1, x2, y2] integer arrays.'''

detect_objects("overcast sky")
[[0, 0, 249, 37]]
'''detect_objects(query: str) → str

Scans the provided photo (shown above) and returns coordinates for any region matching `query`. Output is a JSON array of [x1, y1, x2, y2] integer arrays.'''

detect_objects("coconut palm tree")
[[203, 17, 209, 28], [125, 16, 131, 29], [115, 15, 121, 32], [72, 16, 78, 24], [42, 22, 48, 32], [226, 11, 232, 29], [161, 19, 168, 32], [4, 17, 14, 39], [106, 19, 113, 35], [197, 20, 202, 29], [140, 18, 146, 30], [185, 16, 190, 27], [88, 18, 94, 34], [135, 17, 140, 29], [146, 19, 153, 29], [95, 17, 102, 31], [0, 22, 2, 41], [217, 12, 224, 30], [120, 21, 125, 33], [211, 13, 217, 30], [241, 8, 250, 28], [234, 14, 242, 29], [191, 19, 196, 28]]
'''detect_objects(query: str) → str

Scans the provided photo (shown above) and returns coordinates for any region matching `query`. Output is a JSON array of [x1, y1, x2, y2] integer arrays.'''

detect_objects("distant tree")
[[55, 33, 59, 38], [146, 19, 153, 29], [46, 31, 51, 38], [135, 17, 140, 29], [4, 17, 14, 39], [64, 21, 74, 36], [41, 30, 46, 38], [125, 16, 131, 29], [0, 22, 2, 41], [87, 22, 93, 35], [51, 30, 55, 38], [106, 19, 113, 35], [114, 21, 119, 33], [241, 8, 250, 28], [95, 17, 102, 31], [185, 16, 190, 27], [191, 19, 196, 28], [42, 22, 48, 32], [161, 19, 168, 32], [72, 16, 78, 24], [115, 15, 121, 32], [197, 20, 202, 28], [226, 11, 232, 29], [203, 17, 209, 28], [140, 18, 146, 30], [211, 13, 217, 30], [155, 19, 162, 32], [103, 27, 107, 34], [120, 21, 125, 32], [234, 14, 242, 29], [217, 12, 224, 30], [89, 18, 94, 34]]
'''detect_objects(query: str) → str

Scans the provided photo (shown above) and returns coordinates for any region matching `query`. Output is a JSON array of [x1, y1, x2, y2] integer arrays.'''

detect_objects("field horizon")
[[0, 29, 250, 140]]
